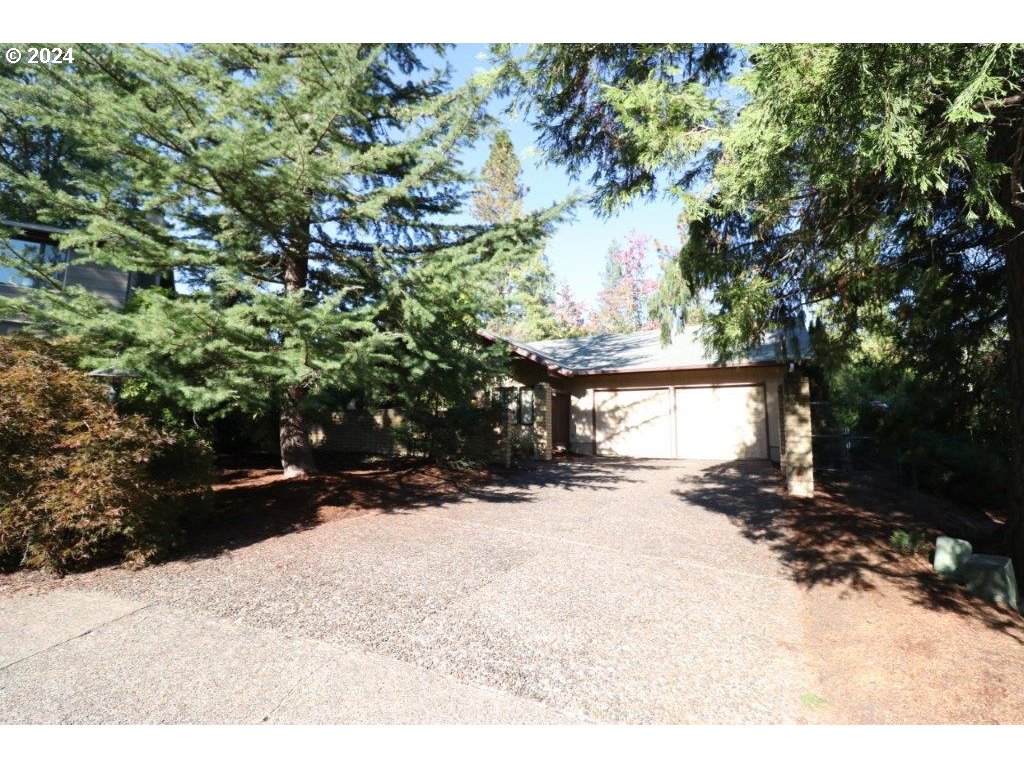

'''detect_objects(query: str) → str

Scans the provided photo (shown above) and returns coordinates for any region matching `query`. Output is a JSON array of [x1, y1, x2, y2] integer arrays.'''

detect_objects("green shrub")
[[901, 431, 1007, 510], [514, 431, 537, 461], [888, 529, 930, 556], [0, 335, 213, 572], [397, 400, 503, 468]]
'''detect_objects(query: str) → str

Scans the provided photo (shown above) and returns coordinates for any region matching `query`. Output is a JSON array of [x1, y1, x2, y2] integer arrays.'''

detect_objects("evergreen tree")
[[498, 44, 734, 210], [0, 44, 559, 475], [508, 43, 1024, 573], [472, 130, 526, 225], [0, 67, 104, 227], [471, 129, 559, 341], [648, 238, 695, 343]]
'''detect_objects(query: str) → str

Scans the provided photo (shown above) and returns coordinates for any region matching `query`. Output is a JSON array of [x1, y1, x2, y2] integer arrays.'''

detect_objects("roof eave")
[[477, 329, 574, 378], [568, 359, 791, 376], [0, 218, 70, 236]]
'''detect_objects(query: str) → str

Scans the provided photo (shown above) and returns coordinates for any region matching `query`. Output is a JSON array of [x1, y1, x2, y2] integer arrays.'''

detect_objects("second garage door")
[[674, 385, 767, 460], [594, 384, 768, 460]]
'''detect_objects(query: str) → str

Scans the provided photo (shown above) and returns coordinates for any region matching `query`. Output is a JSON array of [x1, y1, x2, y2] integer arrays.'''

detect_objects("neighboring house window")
[[0, 238, 66, 288]]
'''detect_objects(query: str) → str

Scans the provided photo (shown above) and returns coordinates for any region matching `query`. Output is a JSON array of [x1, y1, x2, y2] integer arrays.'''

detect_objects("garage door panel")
[[595, 388, 673, 458], [594, 384, 769, 461], [674, 385, 767, 460]]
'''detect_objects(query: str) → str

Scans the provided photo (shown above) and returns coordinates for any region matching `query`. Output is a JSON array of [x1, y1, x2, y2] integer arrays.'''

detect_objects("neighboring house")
[[0, 218, 164, 333], [488, 326, 816, 497]]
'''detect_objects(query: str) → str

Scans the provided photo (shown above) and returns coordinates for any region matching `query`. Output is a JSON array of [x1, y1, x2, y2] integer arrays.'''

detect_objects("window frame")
[[518, 387, 535, 426], [0, 233, 69, 288]]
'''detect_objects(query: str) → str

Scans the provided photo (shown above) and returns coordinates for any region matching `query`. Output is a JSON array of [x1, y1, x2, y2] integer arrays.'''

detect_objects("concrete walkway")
[[0, 459, 814, 724], [0, 590, 567, 723]]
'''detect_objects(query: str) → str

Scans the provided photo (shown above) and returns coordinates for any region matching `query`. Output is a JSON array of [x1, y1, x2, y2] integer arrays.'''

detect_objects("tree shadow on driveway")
[[181, 453, 649, 562], [674, 461, 1024, 641]]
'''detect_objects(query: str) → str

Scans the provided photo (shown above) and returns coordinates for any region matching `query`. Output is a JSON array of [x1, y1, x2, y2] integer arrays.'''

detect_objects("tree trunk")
[[996, 119, 1024, 584], [280, 384, 316, 478], [1003, 211, 1024, 582], [278, 244, 316, 477]]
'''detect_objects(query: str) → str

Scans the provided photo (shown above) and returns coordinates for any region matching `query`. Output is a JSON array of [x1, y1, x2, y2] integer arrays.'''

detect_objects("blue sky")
[[446, 45, 684, 305]]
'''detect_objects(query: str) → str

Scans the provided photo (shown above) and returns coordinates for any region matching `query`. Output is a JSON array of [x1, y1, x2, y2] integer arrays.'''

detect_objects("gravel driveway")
[[0, 458, 815, 724]]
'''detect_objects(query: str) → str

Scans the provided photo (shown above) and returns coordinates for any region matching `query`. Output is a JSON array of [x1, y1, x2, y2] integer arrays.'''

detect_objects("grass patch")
[[889, 528, 931, 556], [799, 692, 830, 710]]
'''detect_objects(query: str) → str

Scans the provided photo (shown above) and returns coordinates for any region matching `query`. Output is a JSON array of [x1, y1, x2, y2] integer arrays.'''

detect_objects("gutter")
[[0, 218, 70, 236], [567, 359, 789, 376]]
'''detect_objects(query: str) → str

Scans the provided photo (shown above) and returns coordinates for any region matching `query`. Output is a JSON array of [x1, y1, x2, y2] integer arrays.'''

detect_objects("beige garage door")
[[595, 388, 674, 458], [674, 385, 767, 460]]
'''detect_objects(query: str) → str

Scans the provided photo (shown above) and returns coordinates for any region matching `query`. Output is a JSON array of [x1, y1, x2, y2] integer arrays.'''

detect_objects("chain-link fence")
[[810, 400, 919, 488]]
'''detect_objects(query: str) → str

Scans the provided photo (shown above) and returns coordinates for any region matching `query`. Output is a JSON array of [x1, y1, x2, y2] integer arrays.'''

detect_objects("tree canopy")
[[499, 44, 734, 210], [546, 234, 686, 338], [472, 130, 526, 225], [591, 235, 658, 334], [507, 43, 1024, 568], [0, 44, 563, 473]]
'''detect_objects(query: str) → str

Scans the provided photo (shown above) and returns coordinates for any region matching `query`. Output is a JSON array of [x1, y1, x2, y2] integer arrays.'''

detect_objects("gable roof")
[[487, 325, 811, 377]]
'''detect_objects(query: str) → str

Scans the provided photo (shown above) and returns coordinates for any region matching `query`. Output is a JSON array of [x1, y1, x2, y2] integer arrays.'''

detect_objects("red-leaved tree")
[[591, 234, 659, 334]]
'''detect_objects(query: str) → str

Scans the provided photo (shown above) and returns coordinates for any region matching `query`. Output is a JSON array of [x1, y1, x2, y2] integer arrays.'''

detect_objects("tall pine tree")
[[471, 129, 559, 341], [0, 44, 559, 475], [472, 130, 526, 225]]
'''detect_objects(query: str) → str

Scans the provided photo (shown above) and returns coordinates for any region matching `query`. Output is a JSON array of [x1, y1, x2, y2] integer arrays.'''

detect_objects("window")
[[496, 386, 518, 417], [494, 386, 536, 426], [519, 388, 535, 426], [0, 238, 66, 287]]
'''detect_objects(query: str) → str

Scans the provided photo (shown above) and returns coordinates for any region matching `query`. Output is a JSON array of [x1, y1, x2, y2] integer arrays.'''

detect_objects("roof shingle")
[[508, 325, 811, 375]]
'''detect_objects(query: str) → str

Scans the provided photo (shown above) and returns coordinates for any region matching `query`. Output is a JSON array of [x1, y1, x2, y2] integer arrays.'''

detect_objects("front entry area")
[[594, 384, 769, 460], [551, 391, 570, 451]]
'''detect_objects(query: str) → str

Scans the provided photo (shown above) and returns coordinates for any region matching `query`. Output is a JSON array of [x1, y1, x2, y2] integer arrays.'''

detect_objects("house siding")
[[64, 261, 133, 306], [515, 364, 786, 462], [2, 212, 167, 330]]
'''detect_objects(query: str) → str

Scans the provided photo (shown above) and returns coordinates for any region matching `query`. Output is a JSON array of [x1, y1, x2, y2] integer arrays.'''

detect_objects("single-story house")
[[313, 323, 815, 497], [485, 325, 815, 497]]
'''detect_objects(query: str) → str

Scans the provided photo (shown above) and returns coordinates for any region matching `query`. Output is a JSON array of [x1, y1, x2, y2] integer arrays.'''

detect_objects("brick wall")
[[491, 381, 556, 464], [532, 383, 553, 460], [780, 372, 814, 497]]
